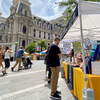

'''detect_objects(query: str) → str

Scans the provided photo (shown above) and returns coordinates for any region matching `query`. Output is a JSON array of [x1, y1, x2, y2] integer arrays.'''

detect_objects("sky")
[[0, 0, 66, 21]]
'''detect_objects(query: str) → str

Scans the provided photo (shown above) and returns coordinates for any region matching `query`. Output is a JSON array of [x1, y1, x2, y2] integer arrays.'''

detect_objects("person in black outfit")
[[45, 46, 51, 84], [70, 49, 74, 62], [48, 37, 62, 100]]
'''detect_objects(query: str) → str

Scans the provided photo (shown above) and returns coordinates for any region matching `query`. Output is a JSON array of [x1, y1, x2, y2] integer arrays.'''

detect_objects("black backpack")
[[45, 53, 49, 66]]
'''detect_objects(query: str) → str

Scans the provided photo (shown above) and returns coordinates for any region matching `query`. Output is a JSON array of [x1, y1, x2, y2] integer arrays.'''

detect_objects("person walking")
[[48, 37, 62, 99], [2, 47, 12, 75], [11, 46, 25, 71], [0, 46, 5, 70]]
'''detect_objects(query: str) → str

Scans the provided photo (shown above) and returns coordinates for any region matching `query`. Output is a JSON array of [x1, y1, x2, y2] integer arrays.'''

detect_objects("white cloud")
[[1, 0, 66, 21], [0, 0, 3, 11], [30, 0, 66, 21]]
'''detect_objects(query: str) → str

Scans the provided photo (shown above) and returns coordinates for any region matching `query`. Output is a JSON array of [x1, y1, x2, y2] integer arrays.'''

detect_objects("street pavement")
[[0, 60, 78, 100]]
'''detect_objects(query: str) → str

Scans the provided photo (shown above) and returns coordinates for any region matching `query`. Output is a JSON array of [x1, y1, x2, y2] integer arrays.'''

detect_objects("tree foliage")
[[37, 40, 47, 51], [57, 0, 100, 24], [25, 41, 36, 54]]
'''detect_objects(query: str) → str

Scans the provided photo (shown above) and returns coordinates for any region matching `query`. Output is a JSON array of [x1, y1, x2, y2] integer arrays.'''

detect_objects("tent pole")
[[61, 40, 63, 63], [80, 15, 88, 100]]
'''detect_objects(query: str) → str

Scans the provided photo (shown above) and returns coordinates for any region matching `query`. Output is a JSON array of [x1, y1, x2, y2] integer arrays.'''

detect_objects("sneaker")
[[50, 93, 61, 99], [11, 67, 14, 71], [56, 90, 61, 94], [45, 74, 47, 78], [2, 71, 5, 75], [18, 69, 21, 71], [48, 81, 51, 84]]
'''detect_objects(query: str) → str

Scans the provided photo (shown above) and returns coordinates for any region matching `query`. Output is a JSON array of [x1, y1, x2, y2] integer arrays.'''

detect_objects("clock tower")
[[10, 0, 32, 18]]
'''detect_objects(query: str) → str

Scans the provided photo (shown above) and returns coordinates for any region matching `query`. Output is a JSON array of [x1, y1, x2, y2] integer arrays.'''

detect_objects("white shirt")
[[4, 50, 10, 59]]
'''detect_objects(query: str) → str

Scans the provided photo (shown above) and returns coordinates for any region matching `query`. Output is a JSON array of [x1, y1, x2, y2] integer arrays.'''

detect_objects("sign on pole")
[[63, 42, 71, 54], [33, 53, 36, 60], [37, 46, 41, 51]]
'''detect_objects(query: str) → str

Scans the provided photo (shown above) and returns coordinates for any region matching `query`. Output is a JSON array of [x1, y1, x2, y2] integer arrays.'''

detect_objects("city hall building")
[[0, 0, 65, 49]]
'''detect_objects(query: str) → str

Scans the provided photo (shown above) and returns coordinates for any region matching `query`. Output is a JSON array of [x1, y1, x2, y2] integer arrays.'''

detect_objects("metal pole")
[[79, 15, 87, 100]]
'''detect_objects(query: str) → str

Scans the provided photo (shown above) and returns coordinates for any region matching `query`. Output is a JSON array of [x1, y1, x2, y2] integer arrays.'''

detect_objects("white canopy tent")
[[63, 14, 100, 40], [61, 1, 100, 100], [62, 1, 100, 41]]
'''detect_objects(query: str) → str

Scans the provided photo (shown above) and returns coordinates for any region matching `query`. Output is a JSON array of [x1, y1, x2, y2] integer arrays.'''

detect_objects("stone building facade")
[[0, 0, 65, 49]]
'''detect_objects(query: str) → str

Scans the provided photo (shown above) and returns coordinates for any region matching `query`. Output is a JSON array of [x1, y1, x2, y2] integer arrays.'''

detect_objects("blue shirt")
[[16, 49, 24, 58]]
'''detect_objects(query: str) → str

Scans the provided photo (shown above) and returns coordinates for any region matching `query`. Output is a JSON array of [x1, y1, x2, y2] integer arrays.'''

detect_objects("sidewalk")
[[0, 61, 78, 100]]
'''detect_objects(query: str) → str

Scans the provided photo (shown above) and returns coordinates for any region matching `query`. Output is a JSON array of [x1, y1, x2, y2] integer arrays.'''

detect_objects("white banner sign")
[[84, 38, 91, 48], [63, 42, 71, 54]]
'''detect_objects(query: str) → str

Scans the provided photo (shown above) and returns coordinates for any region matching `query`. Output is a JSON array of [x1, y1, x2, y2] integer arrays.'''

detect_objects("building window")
[[0, 36, 2, 40], [58, 35, 60, 38], [55, 34, 57, 37], [33, 29, 36, 37], [1, 27, 4, 30], [44, 32, 46, 39], [34, 29, 36, 32], [34, 21, 36, 25], [33, 41, 35, 43], [22, 40, 25, 48], [40, 23, 41, 27], [23, 26, 26, 34], [44, 25, 46, 29], [48, 33, 50, 40], [48, 26, 51, 30], [39, 31, 41, 38], [33, 33, 36, 37], [48, 43, 50, 46], [25, 11, 27, 16], [10, 38, 12, 42], [4, 26, 5, 30]]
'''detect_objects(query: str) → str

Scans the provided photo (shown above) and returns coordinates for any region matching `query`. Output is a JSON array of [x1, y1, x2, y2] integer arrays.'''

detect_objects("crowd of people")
[[0, 46, 25, 75], [0, 37, 62, 99], [0, 46, 12, 74]]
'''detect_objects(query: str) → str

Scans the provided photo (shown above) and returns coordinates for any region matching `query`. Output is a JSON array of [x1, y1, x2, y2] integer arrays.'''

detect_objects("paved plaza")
[[0, 61, 78, 100]]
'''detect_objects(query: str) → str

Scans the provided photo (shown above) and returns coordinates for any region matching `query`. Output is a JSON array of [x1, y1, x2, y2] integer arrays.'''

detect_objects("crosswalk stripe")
[[0, 70, 44, 79]]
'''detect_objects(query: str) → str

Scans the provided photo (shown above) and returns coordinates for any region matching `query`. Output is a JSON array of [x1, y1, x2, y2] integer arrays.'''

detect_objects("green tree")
[[25, 41, 36, 54], [37, 40, 47, 51], [56, 0, 100, 24]]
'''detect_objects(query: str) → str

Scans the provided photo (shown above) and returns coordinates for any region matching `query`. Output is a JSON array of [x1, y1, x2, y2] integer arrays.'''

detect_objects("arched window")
[[33, 29, 36, 37], [40, 23, 41, 27], [33, 33, 36, 37], [25, 11, 27, 16], [48, 33, 50, 40], [44, 32, 46, 39], [34, 21, 36, 25], [23, 26, 26, 34], [22, 40, 25, 48]]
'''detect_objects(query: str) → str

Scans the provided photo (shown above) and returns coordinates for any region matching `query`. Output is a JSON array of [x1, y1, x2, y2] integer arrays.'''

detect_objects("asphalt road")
[[0, 60, 78, 100]]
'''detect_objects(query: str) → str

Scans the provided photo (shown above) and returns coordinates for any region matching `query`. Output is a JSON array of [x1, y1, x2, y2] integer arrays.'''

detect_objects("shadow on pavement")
[[44, 84, 51, 89], [0, 73, 7, 77], [43, 78, 48, 81], [63, 78, 78, 100]]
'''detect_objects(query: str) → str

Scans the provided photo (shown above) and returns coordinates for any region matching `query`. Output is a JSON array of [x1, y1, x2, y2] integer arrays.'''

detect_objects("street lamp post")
[[14, 43, 18, 60]]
